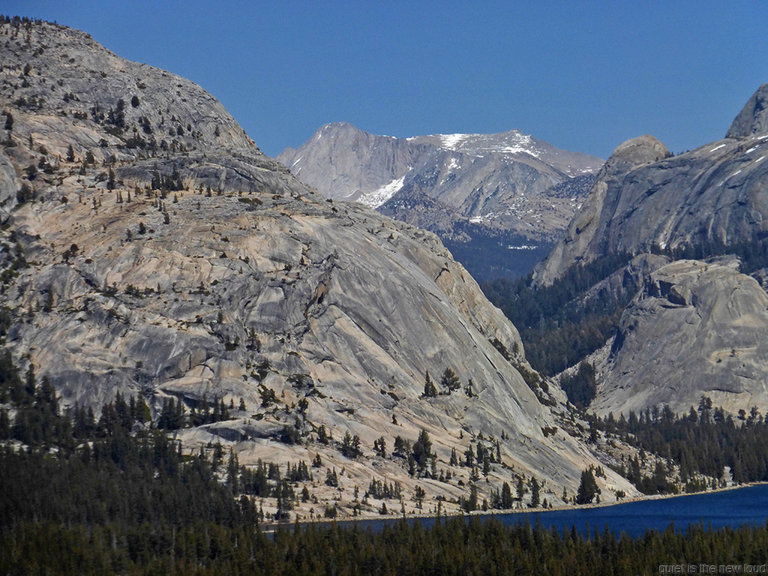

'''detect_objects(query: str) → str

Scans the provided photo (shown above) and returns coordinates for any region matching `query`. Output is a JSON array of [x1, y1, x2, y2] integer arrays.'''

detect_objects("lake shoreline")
[[263, 481, 768, 532]]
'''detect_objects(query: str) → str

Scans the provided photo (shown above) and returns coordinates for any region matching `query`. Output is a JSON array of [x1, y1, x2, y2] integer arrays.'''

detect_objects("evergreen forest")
[[5, 348, 768, 573], [593, 400, 768, 494], [482, 253, 634, 379]]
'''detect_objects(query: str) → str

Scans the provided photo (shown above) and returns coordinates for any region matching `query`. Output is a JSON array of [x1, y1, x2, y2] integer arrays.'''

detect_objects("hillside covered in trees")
[[4, 346, 768, 574]]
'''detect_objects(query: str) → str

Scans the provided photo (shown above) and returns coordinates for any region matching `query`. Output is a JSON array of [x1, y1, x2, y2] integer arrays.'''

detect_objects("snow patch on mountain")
[[440, 134, 470, 150], [358, 175, 406, 208], [500, 144, 540, 158]]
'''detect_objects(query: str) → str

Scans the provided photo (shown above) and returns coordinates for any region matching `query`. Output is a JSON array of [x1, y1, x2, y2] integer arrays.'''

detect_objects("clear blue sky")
[[6, 1, 768, 159]]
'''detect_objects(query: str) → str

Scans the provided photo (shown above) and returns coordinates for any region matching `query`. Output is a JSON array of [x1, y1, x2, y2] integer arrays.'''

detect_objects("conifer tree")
[[422, 371, 437, 398], [501, 481, 513, 509], [530, 477, 540, 508], [576, 468, 599, 504], [440, 367, 461, 394]]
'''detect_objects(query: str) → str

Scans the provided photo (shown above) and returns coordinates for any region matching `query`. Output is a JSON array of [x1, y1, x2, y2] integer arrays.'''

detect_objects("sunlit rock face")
[[279, 122, 603, 280], [535, 94, 768, 286], [533, 85, 768, 417], [592, 258, 768, 416]]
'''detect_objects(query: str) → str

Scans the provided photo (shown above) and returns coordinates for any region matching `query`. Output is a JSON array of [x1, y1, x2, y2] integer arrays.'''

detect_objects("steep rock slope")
[[279, 123, 602, 281], [526, 85, 768, 417], [726, 83, 768, 139], [591, 258, 768, 415], [535, 86, 768, 287], [0, 19, 633, 515]]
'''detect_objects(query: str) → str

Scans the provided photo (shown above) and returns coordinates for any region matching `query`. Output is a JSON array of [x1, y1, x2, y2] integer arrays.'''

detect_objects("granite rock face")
[[0, 19, 634, 509], [534, 120, 768, 287], [531, 86, 768, 416], [592, 259, 768, 415], [726, 84, 768, 139]]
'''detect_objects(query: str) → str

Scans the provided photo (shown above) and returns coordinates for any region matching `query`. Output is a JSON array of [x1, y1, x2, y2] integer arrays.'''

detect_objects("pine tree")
[[412, 428, 432, 471], [501, 482, 513, 509], [227, 449, 239, 493], [422, 371, 437, 398], [530, 477, 540, 508], [576, 468, 599, 504], [440, 367, 461, 394]]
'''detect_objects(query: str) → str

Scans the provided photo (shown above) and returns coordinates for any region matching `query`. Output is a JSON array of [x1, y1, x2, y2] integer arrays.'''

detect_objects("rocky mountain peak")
[[0, 18, 258, 169], [726, 84, 768, 139], [279, 123, 603, 280]]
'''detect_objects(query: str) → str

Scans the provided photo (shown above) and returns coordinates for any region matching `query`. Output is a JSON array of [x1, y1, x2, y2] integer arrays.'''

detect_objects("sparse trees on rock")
[[440, 368, 461, 394], [373, 436, 386, 458], [340, 431, 361, 458]]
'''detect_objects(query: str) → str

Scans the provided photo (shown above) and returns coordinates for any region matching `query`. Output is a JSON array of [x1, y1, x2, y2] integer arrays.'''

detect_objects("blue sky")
[[6, 1, 768, 159]]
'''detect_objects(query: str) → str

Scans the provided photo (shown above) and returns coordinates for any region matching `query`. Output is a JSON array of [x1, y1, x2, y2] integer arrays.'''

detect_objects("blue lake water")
[[341, 484, 768, 538], [498, 484, 768, 537]]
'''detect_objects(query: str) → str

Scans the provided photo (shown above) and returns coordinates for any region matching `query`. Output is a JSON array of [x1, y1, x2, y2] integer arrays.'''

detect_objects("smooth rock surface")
[[592, 259, 768, 415], [534, 125, 768, 286]]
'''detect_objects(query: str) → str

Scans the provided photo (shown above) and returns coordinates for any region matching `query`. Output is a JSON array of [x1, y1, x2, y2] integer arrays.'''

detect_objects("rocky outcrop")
[[534, 136, 670, 286], [0, 19, 634, 512], [527, 86, 768, 418], [726, 84, 768, 139], [592, 259, 768, 415]]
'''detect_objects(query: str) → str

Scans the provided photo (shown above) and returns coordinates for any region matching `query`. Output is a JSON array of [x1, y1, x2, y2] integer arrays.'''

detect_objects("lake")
[[341, 484, 768, 538], [498, 484, 768, 537]]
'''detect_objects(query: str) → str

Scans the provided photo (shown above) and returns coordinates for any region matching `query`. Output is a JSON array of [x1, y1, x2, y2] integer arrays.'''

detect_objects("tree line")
[[3, 349, 768, 572]]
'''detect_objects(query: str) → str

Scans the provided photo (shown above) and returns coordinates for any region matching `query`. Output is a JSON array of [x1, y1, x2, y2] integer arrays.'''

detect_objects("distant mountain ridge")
[[278, 123, 603, 281]]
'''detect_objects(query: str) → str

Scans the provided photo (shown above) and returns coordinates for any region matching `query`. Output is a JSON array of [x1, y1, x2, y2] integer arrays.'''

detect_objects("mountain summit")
[[726, 84, 768, 139], [279, 123, 603, 280]]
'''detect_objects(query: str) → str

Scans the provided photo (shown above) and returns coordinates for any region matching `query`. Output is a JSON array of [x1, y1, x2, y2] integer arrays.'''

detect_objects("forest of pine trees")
[[482, 252, 634, 379]]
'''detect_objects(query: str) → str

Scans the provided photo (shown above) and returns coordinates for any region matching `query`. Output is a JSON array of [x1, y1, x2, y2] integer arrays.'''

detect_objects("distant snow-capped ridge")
[[425, 130, 541, 158], [277, 122, 603, 281]]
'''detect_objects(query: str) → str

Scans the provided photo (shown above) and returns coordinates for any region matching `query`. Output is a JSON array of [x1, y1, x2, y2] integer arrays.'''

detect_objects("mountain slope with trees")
[[0, 16, 633, 518]]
